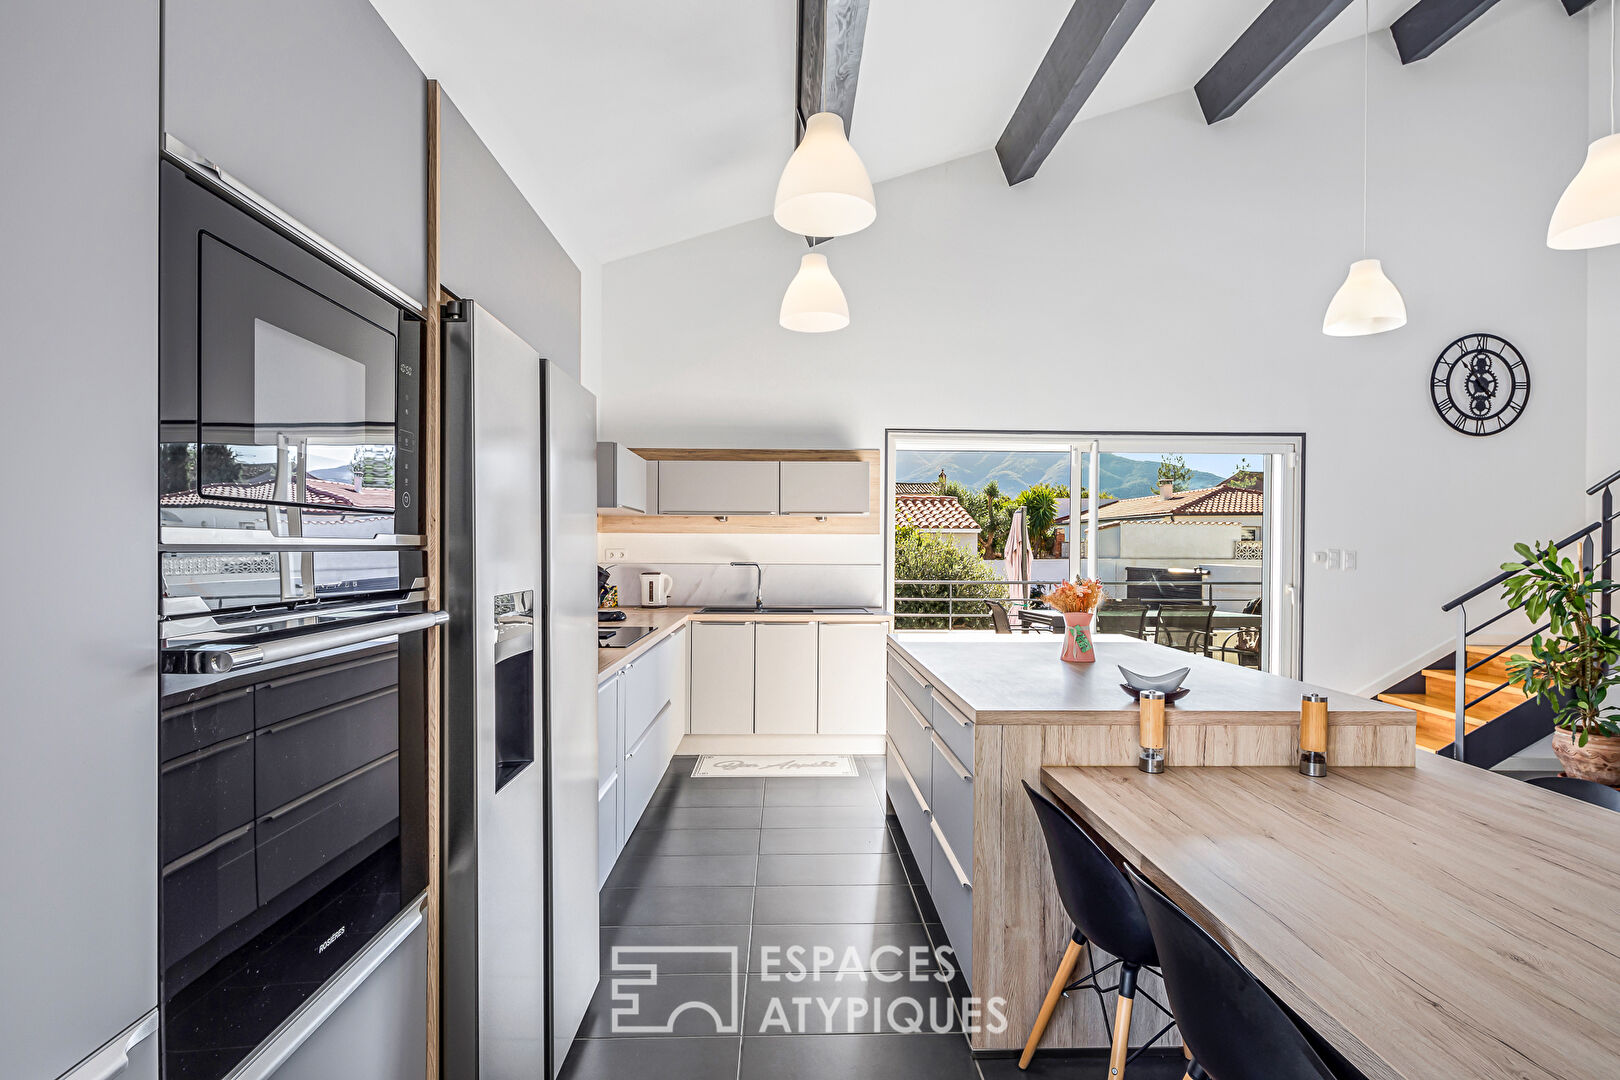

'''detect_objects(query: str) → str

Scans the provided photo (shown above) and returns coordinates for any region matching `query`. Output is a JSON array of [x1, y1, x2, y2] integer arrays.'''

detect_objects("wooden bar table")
[[1040, 757, 1620, 1080], [883, 632, 1417, 1053]]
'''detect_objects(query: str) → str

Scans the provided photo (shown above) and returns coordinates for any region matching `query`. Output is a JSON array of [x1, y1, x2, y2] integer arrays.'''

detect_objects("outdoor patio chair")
[[1213, 627, 1261, 668], [1096, 600, 1149, 640], [1155, 603, 1215, 657], [989, 602, 1013, 634]]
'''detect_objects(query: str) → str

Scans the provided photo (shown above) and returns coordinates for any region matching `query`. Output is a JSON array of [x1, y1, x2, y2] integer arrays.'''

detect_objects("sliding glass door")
[[886, 431, 1304, 677]]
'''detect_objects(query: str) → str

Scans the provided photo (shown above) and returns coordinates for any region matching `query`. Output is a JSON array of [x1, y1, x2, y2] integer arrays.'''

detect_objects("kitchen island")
[[884, 632, 1416, 1052], [1041, 758, 1620, 1080]]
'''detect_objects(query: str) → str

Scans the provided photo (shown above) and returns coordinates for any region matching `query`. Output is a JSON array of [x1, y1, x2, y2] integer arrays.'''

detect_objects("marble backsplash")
[[605, 562, 884, 610]]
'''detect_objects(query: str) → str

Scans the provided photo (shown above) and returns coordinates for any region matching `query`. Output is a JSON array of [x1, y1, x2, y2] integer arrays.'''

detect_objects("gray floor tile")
[[561, 1036, 741, 1080], [578, 974, 742, 1037], [739, 1033, 979, 1080], [763, 804, 886, 829], [600, 886, 755, 926], [623, 828, 761, 857], [759, 827, 895, 854], [764, 778, 883, 806], [606, 854, 759, 889], [979, 1050, 1192, 1080], [748, 923, 938, 973], [755, 852, 908, 886], [646, 784, 766, 808], [640, 806, 764, 830], [743, 970, 963, 1035], [600, 924, 752, 974], [657, 774, 767, 794], [752, 885, 924, 925]]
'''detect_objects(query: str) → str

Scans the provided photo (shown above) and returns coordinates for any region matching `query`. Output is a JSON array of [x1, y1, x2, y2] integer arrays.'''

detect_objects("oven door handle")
[[173, 610, 449, 674]]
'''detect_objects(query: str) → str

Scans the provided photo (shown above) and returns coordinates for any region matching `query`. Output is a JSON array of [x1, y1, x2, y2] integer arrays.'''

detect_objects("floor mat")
[[693, 754, 858, 778]]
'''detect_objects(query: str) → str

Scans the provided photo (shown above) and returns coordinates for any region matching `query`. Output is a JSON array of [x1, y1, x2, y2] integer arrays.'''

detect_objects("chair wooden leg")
[[1018, 938, 1085, 1069], [1108, 964, 1140, 1079]]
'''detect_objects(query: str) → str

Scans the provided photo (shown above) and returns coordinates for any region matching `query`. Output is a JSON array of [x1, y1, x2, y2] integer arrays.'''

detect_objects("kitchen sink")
[[696, 606, 870, 615]]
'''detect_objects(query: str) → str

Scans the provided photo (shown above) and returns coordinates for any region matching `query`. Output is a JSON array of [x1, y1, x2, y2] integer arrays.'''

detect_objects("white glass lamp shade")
[[779, 253, 849, 333], [1548, 133, 1620, 250], [1322, 258, 1407, 337], [773, 112, 876, 238]]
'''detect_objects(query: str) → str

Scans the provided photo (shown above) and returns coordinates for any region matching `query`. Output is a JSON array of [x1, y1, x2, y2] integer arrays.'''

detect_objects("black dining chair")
[[988, 602, 1013, 635], [1125, 862, 1339, 1080], [1097, 600, 1150, 640], [1020, 782, 1173, 1074], [1155, 603, 1215, 657], [1528, 774, 1620, 811]]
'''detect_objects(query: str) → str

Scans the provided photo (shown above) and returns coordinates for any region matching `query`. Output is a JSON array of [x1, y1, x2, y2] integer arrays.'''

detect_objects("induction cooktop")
[[598, 625, 656, 649]]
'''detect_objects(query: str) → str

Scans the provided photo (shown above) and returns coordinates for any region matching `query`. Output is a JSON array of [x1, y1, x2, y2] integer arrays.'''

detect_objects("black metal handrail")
[[1440, 520, 1600, 612]]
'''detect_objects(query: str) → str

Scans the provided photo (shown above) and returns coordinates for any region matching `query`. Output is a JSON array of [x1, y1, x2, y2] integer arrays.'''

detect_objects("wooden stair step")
[[1464, 644, 1535, 682], [1377, 690, 1503, 753], [1420, 669, 1531, 704]]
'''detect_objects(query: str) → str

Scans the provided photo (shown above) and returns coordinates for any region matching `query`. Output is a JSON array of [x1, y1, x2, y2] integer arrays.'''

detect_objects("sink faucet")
[[732, 561, 764, 612]]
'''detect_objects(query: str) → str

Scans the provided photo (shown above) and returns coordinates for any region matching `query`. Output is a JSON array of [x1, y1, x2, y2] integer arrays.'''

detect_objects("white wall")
[[600, 4, 1590, 692], [1587, 3, 1620, 492]]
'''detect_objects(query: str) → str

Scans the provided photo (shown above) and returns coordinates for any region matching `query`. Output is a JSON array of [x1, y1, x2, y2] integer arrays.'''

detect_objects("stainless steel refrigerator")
[[441, 300, 601, 1078]]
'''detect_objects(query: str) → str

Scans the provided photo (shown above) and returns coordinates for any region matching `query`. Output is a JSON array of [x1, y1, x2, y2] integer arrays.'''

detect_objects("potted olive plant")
[[1500, 541, 1620, 785]]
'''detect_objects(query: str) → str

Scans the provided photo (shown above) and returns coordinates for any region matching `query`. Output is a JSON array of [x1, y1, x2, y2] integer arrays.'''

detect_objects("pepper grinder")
[[1300, 693, 1328, 777], [1138, 690, 1166, 773]]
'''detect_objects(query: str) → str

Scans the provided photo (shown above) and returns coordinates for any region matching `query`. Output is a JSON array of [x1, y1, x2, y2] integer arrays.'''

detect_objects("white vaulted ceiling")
[[370, 0, 1414, 264]]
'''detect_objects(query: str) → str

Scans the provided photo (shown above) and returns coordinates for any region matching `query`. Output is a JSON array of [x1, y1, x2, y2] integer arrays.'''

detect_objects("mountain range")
[[897, 451, 1225, 500]]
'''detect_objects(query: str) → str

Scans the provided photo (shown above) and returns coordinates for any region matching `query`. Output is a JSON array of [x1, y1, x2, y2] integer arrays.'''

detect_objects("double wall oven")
[[157, 159, 435, 1080]]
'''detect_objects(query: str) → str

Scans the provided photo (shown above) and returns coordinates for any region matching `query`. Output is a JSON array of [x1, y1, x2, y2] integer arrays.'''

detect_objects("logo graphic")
[[609, 946, 742, 1034]]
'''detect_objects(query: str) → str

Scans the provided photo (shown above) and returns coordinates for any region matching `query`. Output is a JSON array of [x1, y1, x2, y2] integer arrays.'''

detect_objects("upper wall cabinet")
[[597, 443, 649, 515], [162, 0, 428, 306], [657, 462, 780, 515], [439, 93, 582, 380], [780, 461, 871, 516]]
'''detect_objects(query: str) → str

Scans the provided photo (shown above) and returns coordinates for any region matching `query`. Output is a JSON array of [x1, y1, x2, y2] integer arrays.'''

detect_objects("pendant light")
[[779, 252, 849, 333], [773, 112, 876, 238], [1549, 0, 1620, 249], [1324, 0, 1407, 337]]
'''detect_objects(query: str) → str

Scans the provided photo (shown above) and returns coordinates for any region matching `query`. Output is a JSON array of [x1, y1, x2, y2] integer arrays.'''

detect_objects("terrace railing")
[[892, 577, 1264, 630]]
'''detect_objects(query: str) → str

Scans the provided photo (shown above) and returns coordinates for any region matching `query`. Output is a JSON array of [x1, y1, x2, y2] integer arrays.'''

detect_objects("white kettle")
[[640, 572, 675, 607]]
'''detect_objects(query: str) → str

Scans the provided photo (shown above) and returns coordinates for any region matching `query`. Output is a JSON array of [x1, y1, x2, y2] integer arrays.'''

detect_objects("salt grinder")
[[1300, 693, 1328, 777], [1138, 690, 1166, 774]]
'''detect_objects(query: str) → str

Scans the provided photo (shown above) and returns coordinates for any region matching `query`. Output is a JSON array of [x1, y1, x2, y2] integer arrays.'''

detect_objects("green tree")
[[1015, 485, 1060, 555], [1157, 454, 1193, 492], [1227, 458, 1261, 490], [892, 526, 1008, 629]]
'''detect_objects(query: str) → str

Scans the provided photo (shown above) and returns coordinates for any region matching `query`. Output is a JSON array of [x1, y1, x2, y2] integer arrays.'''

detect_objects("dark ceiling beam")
[[797, 0, 870, 135], [1561, 0, 1601, 14], [1389, 0, 1504, 64], [995, 0, 1158, 185], [1194, 0, 1353, 124]]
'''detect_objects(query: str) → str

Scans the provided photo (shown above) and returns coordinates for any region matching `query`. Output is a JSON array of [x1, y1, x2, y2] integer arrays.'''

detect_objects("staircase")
[[1378, 646, 1533, 753]]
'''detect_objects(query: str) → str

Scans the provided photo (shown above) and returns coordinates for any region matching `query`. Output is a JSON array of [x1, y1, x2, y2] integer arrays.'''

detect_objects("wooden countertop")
[[598, 607, 890, 682], [1040, 757, 1620, 1080], [888, 632, 1408, 728]]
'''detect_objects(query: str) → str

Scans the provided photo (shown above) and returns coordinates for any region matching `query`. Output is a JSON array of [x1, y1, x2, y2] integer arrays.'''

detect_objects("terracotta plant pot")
[[1060, 611, 1096, 664], [1551, 728, 1620, 786]]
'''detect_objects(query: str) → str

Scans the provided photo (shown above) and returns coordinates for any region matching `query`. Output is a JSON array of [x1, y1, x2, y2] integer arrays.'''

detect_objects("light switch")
[[1340, 550, 1357, 572], [1311, 550, 1337, 570]]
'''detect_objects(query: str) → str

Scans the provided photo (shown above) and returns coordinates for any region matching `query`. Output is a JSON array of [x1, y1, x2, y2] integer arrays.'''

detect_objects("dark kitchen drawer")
[[255, 651, 399, 728], [255, 687, 400, 815], [161, 823, 257, 969], [256, 753, 399, 906], [160, 732, 255, 864], [160, 686, 254, 763]]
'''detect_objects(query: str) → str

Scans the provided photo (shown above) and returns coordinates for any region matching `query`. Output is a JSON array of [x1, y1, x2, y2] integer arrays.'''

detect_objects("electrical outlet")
[[602, 548, 626, 562]]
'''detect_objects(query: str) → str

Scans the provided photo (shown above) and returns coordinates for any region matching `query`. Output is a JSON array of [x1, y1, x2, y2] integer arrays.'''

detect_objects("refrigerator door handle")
[[57, 1009, 158, 1080]]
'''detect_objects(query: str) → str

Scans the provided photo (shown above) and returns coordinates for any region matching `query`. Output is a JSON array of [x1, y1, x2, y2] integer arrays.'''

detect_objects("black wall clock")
[[1430, 334, 1529, 437]]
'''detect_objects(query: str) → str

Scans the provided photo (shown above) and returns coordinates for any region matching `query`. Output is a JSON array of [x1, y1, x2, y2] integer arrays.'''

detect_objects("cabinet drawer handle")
[[929, 731, 971, 781], [930, 818, 972, 890], [931, 690, 972, 729], [885, 736, 930, 814], [887, 678, 931, 731]]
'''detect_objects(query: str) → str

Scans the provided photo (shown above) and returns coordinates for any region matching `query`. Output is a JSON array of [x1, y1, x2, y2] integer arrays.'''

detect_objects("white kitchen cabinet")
[[622, 703, 679, 842], [779, 460, 871, 516], [596, 675, 622, 887], [596, 442, 648, 515], [817, 623, 888, 734], [753, 623, 820, 734], [689, 622, 757, 733], [656, 460, 779, 515]]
